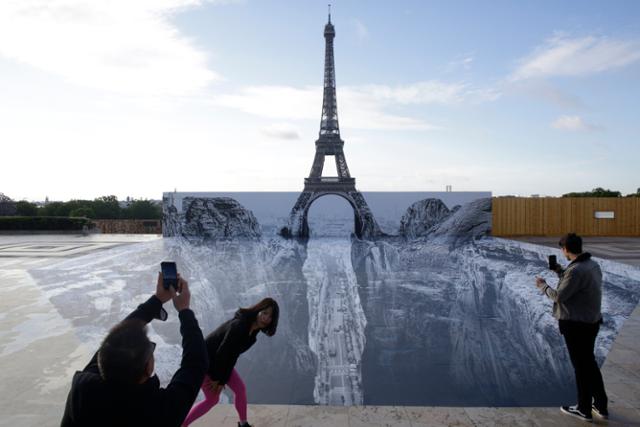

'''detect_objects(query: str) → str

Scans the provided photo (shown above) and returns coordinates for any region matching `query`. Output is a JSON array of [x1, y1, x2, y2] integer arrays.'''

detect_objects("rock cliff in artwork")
[[428, 197, 492, 245], [162, 200, 182, 237], [398, 198, 451, 238], [163, 197, 261, 241], [398, 197, 491, 246]]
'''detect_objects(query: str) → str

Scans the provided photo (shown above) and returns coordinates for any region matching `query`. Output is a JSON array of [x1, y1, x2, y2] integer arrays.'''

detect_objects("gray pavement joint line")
[[2, 246, 88, 253], [285, 404, 292, 427], [0, 244, 131, 258]]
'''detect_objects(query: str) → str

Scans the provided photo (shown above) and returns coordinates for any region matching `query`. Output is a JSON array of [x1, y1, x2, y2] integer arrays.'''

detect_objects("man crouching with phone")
[[61, 270, 208, 427]]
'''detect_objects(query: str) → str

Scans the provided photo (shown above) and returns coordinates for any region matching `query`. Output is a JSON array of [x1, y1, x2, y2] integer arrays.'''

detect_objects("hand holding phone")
[[172, 277, 190, 312]]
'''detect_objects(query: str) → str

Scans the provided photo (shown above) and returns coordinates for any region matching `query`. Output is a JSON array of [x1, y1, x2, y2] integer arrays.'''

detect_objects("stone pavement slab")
[[509, 236, 640, 267], [188, 403, 640, 426], [403, 407, 475, 427]]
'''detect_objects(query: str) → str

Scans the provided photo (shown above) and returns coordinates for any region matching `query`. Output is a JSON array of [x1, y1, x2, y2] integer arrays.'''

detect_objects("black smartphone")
[[548, 255, 558, 271], [160, 261, 178, 290]]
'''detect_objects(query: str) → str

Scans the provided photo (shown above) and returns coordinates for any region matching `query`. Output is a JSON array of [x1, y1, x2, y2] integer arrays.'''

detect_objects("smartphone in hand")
[[160, 261, 179, 291]]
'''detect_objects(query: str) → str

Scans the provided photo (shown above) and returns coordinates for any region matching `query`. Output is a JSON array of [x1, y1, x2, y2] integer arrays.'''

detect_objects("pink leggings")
[[182, 369, 247, 426]]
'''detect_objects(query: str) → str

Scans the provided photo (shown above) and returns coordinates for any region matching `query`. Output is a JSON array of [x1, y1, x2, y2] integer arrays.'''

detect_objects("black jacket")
[[205, 310, 258, 384], [60, 296, 208, 427]]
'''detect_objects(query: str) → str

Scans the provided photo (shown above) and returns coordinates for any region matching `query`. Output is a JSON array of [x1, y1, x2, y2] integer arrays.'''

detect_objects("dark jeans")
[[559, 319, 608, 414]]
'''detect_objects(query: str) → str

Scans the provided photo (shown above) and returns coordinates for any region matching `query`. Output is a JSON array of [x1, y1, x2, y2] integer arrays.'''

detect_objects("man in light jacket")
[[536, 233, 608, 422]]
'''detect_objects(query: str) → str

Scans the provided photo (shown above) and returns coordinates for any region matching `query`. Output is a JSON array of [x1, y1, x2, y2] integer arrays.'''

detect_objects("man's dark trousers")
[[560, 319, 608, 414]]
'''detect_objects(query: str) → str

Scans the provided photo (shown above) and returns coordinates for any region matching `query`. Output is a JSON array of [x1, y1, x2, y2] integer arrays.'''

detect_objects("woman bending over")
[[182, 298, 279, 427]]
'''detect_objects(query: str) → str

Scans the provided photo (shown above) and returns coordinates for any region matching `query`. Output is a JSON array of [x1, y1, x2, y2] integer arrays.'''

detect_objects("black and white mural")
[[30, 192, 640, 407]]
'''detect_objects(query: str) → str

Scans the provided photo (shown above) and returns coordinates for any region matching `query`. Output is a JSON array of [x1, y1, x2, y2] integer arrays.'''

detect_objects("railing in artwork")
[[304, 177, 356, 192]]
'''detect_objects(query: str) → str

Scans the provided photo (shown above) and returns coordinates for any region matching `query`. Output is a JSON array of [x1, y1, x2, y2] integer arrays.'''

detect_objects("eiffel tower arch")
[[288, 189, 382, 239], [283, 10, 383, 240]]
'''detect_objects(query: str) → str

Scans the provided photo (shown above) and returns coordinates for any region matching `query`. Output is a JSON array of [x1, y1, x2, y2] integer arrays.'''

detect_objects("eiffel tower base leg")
[[282, 190, 383, 240], [348, 191, 384, 239]]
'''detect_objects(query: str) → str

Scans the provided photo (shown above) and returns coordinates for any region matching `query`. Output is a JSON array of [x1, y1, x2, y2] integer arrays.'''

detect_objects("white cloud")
[[260, 123, 301, 140], [512, 35, 640, 81], [551, 115, 599, 132], [213, 85, 434, 130], [353, 19, 369, 40], [445, 55, 474, 72], [0, 0, 221, 96], [353, 82, 466, 105], [212, 80, 493, 131], [214, 86, 320, 120]]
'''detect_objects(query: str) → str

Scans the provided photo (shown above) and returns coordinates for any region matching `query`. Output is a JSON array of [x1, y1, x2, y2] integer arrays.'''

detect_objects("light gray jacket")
[[542, 252, 603, 323]]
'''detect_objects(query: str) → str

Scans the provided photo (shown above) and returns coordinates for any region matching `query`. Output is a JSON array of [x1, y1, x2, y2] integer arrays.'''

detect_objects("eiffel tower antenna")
[[319, 7, 339, 139]]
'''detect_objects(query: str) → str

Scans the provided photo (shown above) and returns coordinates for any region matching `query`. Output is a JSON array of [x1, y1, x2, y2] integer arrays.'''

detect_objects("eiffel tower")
[[283, 9, 383, 239]]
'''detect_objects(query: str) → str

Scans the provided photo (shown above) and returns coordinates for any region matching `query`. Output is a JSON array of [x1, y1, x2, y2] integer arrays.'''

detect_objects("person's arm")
[[553, 264, 565, 278], [125, 272, 174, 323], [159, 280, 209, 426], [541, 282, 557, 300], [208, 320, 245, 385], [535, 264, 564, 299], [541, 267, 583, 303], [82, 273, 173, 372]]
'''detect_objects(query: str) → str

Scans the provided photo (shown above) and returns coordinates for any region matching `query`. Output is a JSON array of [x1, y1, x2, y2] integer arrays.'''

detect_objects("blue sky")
[[1, 0, 639, 201]]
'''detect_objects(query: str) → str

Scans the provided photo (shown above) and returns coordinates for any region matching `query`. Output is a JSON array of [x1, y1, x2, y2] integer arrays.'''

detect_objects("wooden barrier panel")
[[492, 197, 640, 237]]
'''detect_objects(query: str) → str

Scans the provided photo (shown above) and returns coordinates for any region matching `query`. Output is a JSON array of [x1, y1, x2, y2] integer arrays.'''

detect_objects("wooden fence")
[[492, 197, 640, 237], [92, 219, 162, 234]]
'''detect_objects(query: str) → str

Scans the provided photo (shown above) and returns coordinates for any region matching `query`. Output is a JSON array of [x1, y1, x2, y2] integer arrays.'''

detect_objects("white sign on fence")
[[594, 211, 615, 219]]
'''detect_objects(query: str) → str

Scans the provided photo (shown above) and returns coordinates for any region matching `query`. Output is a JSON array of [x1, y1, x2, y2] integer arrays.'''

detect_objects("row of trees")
[[562, 187, 640, 198], [15, 196, 161, 219]]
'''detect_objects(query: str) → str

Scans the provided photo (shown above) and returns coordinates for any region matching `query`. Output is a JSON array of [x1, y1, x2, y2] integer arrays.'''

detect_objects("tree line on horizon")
[[561, 187, 640, 198], [0, 194, 161, 219]]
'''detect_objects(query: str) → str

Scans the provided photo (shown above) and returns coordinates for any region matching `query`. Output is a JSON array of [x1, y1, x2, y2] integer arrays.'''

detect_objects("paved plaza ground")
[[510, 237, 640, 268], [1, 234, 639, 426]]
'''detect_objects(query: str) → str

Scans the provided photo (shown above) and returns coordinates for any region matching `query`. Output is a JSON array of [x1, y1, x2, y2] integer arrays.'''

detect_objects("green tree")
[[40, 201, 69, 216], [69, 207, 96, 218], [562, 187, 622, 197], [16, 201, 38, 216], [65, 200, 93, 214], [92, 195, 121, 219], [0, 193, 17, 216], [122, 199, 161, 219]]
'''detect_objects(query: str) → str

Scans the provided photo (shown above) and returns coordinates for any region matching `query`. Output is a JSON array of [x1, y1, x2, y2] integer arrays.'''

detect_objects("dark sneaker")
[[560, 405, 593, 422], [238, 423, 253, 427], [592, 404, 609, 419]]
